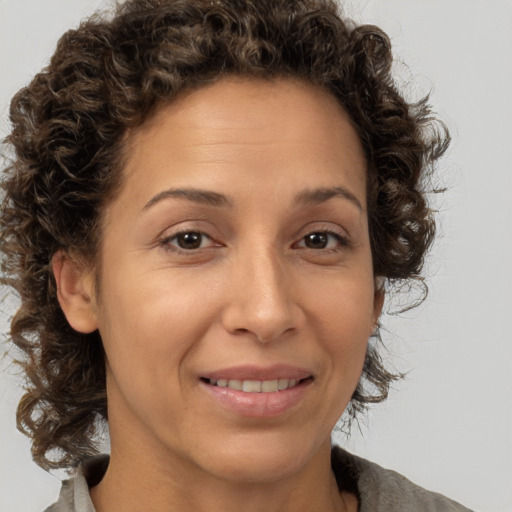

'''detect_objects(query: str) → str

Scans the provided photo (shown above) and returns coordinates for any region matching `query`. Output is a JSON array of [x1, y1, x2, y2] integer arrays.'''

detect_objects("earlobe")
[[52, 251, 98, 334]]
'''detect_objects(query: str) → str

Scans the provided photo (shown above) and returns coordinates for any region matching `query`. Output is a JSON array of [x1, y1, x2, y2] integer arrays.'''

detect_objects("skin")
[[55, 77, 382, 512]]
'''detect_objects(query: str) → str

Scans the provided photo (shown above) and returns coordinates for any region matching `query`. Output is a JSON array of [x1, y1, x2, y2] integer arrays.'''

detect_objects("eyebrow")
[[295, 186, 363, 212], [143, 188, 233, 210], [143, 185, 363, 212]]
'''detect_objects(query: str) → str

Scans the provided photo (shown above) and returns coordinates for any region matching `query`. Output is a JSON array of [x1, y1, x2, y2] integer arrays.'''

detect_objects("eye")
[[162, 231, 214, 251], [296, 231, 347, 250]]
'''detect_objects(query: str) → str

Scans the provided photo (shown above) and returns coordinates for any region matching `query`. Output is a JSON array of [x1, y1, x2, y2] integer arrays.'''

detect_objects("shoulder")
[[331, 446, 475, 512], [43, 455, 109, 512]]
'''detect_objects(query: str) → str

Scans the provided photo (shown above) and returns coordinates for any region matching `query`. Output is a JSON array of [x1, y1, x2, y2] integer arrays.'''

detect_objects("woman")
[[0, 0, 473, 510]]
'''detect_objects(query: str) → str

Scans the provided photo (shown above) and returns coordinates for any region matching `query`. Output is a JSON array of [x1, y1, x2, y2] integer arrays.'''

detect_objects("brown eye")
[[296, 231, 348, 250], [304, 232, 329, 249], [173, 232, 206, 250]]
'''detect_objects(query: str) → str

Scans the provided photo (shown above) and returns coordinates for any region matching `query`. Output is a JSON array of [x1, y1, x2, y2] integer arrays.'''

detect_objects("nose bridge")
[[222, 241, 300, 342]]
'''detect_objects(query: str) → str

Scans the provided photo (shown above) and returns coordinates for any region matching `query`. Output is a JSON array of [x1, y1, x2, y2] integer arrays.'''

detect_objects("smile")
[[204, 378, 304, 393], [198, 365, 315, 416]]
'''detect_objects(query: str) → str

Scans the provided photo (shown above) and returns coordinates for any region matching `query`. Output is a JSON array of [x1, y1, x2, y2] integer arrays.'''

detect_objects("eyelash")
[[294, 230, 349, 251], [159, 230, 217, 252], [158, 229, 350, 254]]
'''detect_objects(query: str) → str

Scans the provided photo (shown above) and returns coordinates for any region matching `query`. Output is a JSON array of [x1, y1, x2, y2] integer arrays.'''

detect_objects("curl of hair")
[[0, 0, 449, 470]]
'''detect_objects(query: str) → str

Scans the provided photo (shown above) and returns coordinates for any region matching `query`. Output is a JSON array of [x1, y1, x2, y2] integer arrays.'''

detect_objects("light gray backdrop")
[[1, 1, 511, 511]]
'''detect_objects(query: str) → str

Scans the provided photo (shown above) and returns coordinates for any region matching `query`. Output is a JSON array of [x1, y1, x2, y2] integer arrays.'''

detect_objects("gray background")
[[1, 0, 511, 510]]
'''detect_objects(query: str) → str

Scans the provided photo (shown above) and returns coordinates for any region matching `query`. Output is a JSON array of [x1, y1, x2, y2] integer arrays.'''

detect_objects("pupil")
[[306, 232, 327, 249], [177, 232, 202, 249]]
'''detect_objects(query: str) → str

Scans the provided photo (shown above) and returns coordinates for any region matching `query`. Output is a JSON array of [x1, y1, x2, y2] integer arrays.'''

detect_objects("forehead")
[[118, 77, 367, 208]]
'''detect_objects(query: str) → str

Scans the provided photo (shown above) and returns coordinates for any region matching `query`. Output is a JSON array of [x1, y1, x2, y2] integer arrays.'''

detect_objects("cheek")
[[96, 269, 219, 392], [307, 267, 376, 331], [306, 275, 375, 375]]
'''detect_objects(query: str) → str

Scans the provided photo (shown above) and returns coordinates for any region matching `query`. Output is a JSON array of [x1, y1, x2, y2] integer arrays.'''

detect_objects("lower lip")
[[199, 379, 312, 418]]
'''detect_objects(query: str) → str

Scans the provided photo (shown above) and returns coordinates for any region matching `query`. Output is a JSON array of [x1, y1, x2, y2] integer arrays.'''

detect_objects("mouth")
[[198, 365, 315, 417], [200, 376, 313, 393]]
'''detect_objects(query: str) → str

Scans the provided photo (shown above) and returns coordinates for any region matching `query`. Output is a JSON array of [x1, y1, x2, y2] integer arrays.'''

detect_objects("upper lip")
[[200, 364, 314, 382]]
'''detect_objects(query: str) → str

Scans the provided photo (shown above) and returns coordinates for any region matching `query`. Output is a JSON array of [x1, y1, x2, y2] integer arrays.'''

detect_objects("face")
[[80, 78, 381, 483]]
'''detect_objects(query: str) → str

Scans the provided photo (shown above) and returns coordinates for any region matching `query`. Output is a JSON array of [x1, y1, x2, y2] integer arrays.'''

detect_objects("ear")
[[52, 251, 98, 334]]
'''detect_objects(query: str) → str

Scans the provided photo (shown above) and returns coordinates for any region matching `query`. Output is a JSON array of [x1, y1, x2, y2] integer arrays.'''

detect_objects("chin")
[[195, 434, 325, 484]]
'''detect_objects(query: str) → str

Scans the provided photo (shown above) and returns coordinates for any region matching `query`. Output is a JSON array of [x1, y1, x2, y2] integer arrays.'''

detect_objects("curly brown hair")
[[0, 0, 449, 470]]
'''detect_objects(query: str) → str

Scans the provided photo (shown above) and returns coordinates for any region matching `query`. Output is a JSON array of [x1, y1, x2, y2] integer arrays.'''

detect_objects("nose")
[[221, 247, 304, 343]]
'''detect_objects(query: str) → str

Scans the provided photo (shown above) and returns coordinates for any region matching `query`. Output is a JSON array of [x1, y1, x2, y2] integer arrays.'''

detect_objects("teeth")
[[228, 379, 243, 391], [243, 380, 262, 392], [261, 379, 278, 392], [278, 378, 289, 390], [208, 378, 301, 392]]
